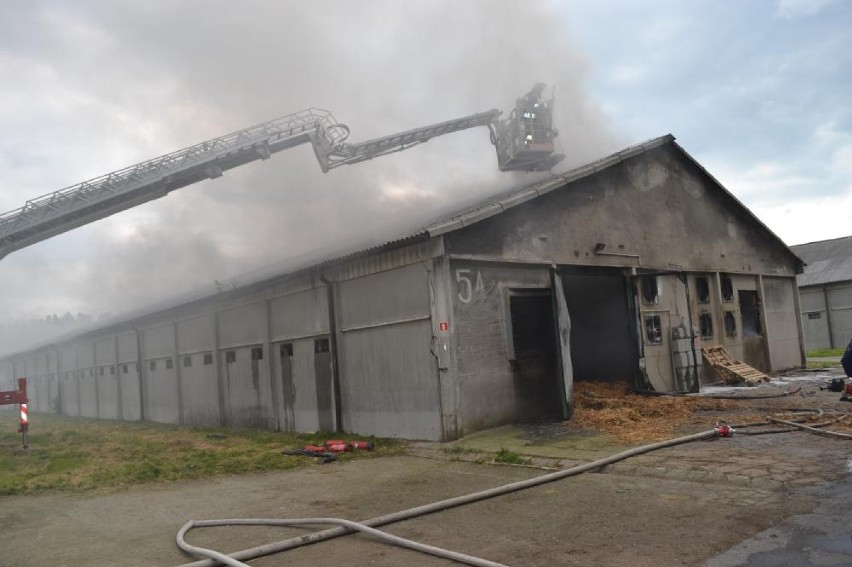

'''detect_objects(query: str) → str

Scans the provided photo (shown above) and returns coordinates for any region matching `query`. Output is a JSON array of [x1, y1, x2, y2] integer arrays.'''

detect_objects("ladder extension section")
[[0, 108, 348, 259], [0, 107, 501, 260]]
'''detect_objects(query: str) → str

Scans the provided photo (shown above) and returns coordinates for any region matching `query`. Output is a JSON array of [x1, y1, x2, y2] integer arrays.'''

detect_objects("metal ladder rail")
[[0, 109, 345, 256], [323, 110, 500, 169]]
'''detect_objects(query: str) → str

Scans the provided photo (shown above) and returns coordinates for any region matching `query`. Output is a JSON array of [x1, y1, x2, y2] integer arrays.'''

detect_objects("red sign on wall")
[[439, 321, 449, 331]]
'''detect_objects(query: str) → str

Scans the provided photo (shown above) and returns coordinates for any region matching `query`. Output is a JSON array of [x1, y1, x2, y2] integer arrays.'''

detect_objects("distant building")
[[0, 135, 806, 440], [790, 236, 852, 350]]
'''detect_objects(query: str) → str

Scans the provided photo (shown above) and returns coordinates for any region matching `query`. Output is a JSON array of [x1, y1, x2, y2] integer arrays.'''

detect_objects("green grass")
[[0, 412, 403, 495], [806, 348, 846, 358], [493, 447, 529, 465], [807, 360, 840, 369]]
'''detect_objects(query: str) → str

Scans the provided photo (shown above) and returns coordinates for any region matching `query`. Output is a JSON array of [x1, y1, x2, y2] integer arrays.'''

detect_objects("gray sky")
[[1, 0, 850, 347]]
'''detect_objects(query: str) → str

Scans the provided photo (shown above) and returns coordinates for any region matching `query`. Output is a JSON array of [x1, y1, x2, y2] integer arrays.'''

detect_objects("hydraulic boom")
[[0, 85, 563, 260]]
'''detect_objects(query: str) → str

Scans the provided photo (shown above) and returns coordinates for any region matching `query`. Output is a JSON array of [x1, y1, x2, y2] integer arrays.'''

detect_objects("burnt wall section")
[[449, 260, 558, 434], [444, 144, 799, 278]]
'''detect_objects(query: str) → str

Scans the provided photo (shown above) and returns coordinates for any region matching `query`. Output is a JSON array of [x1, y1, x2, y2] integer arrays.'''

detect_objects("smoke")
[[0, 0, 622, 353]]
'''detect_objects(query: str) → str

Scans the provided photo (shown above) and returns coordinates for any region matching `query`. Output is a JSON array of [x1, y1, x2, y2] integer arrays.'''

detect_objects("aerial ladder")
[[0, 84, 563, 260]]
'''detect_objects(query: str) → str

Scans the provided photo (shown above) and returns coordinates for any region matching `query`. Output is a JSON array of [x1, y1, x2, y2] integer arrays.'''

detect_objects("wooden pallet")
[[701, 345, 769, 386]]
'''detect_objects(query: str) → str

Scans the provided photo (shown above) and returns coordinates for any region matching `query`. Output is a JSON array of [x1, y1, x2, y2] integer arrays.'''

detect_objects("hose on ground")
[[766, 416, 852, 439], [632, 386, 803, 399], [177, 518, 509, 567], [177, 428, 721, 567]]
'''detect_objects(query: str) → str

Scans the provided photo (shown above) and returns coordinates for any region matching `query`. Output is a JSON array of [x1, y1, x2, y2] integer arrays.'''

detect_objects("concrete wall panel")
[[146, 358, 179, 424], [60, 347, 76, 373], [177, 315, 214, 355], [763, 277, 802, 370], [96, 338, 116, 366], [78, 369, 97, 417], [799, 288, 826, 313], [219, 303, 267, 349], [117, 334, 138, 362], [143, 325, 176, 359], [292, 339, 320, 432], [221, 345, 271, 428], [119, 363, 141, 421], [60, 372, 79, 416], [180, 352, 219, 426], [96, 365, 119, 419], [338, 264, 430, 329], [35, 354, 47, 375], [270, 289, 329, 341], [77, 344, 95, 369], [827, 284, 852, 347], [48, 375, 60, 413], [340, 320, 440, 440], [24, 357, 36, 376]]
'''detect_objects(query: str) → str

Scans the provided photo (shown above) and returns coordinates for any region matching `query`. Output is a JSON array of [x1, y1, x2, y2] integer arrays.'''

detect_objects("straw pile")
[[571, 382, 734, 443]]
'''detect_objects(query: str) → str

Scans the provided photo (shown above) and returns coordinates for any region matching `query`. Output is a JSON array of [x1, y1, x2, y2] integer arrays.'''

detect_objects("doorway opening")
[[505, 289, 561, 418], [561, 269, 638, 385]]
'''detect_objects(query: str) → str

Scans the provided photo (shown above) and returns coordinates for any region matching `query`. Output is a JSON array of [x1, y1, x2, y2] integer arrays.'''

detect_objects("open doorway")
[[560, 269, 638, 385], [505, 289, 562, 418]]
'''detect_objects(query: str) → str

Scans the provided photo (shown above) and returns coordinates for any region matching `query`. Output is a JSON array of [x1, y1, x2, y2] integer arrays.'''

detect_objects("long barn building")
[[0, 135, 806, 441]]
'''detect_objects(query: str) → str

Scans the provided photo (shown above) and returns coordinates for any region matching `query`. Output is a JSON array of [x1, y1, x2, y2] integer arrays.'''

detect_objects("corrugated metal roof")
[[790, 235, 852, 287]]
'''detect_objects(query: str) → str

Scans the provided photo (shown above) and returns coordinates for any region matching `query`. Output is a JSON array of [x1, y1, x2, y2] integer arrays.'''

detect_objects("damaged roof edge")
[[425, 134, 675, 238], [668, 140, 805, 273]]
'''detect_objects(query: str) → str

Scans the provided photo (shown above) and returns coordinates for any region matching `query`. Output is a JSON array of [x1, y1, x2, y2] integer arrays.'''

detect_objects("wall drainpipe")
[[320, 272, 344, 432], [822, 285, 835, 349]]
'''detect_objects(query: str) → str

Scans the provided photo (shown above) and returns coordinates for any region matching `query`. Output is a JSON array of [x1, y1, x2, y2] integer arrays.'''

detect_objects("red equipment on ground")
[[281, 439, 375, 464], [0, 378, 29, 448]]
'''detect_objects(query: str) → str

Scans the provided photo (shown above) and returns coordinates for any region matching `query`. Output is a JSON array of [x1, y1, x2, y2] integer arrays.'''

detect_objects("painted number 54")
[[455, 269, 484, 303]]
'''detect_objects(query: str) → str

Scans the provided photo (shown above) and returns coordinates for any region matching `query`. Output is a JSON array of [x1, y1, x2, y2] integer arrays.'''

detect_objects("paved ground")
[[1, 375, 851, 566]]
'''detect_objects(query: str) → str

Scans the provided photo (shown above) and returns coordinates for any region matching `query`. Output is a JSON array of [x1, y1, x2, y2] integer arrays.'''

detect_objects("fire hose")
[[177, 429, 721, 567], [177, 413, 852, 567]]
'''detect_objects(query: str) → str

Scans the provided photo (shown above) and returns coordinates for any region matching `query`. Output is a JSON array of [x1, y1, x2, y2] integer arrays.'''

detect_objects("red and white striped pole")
[[18, 378, 28, 449]]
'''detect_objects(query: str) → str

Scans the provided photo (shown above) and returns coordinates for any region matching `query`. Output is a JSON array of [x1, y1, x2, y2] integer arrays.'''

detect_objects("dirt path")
[[2, 431, 849, 567]]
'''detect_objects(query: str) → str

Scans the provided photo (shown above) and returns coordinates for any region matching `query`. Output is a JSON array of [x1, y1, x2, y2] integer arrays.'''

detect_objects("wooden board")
[[701, 345, 769, 386]]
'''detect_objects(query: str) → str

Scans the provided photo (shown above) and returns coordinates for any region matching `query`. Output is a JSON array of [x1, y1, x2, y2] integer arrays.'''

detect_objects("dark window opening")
[[807, 312, 821, 320], [315, 339, 330, 353], [739, 290, 763, 337], [165, 358, 174, 370], [507, 291, 555, 360], [724, 311, 737, 337], [280, 343, 293, 357], [183, 356, 192, 368], [699, 312, 714, 339], [721, 275, 734, 302], [251, 347, 263, 361], [696, 276, 710, 303], [149, 360, 156, 371], [225, 351, 236, 364], [110, 365, 115, 375], [203, 353, 213, 365], [641, 276, 659, 304], [122, 364, 128, 374], [99, 367, 104, 376], [644, 315, 663, 345]]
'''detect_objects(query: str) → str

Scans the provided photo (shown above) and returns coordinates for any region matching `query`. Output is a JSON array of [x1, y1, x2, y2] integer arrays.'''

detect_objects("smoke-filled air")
[[6, 1, 850, 356]]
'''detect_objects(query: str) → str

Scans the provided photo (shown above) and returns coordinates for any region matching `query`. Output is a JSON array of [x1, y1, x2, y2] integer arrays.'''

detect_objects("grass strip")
[[0, 412, 402, 495]]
